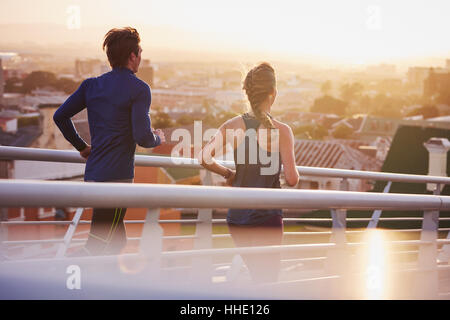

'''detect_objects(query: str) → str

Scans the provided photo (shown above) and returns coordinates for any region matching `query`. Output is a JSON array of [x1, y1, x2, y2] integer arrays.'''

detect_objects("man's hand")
[[79, 145, 91, 160], [153, 129, 166, 144]]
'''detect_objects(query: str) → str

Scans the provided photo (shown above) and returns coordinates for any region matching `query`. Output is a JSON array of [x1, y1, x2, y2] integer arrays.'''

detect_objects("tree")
[[152, 111, 174, 128], [203, 111, 237, 128], [311, 95, 348, 116], [332, 124, 354, 139], [340, 82, 363, 102], [202, 98, 217, 113], [369, 94, 404, 119], [21, 71, 57, 93], [16, 71, 81, 94], [4, 77, 23, 93], [176, 114, 196, 126], [53, 78, 81, 94]]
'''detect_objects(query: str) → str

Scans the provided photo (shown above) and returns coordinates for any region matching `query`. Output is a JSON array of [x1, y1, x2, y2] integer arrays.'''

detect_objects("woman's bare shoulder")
[[221, 115, 244, 130], [272, 118, 293, 136]]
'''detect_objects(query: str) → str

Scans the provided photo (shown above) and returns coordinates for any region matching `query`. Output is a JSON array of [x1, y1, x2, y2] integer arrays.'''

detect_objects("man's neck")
[[113, 66, 135, 73], [126, 67, 135, 74]]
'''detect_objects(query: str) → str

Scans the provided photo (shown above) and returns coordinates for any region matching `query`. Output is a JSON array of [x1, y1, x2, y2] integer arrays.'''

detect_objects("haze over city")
[[1, 0, 449, 68]]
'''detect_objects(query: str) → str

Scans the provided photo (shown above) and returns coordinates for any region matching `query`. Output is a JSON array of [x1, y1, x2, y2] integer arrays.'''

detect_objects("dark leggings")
[[84, 207, 128, 256], [84, 179, 132, 256], [228, 215, 283, 283]]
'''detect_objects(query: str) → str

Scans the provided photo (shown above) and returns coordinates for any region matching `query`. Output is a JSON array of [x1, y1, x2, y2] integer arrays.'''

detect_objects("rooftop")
[[0, 125, 41, 147]]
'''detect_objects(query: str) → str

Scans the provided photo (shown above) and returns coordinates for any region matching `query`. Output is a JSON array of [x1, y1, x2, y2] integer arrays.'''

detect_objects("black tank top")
[[227, 113, 282, 225]]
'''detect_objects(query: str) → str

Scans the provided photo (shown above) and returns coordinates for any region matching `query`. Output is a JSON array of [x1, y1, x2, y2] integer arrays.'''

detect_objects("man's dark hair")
[[103, 27, 141, 68]]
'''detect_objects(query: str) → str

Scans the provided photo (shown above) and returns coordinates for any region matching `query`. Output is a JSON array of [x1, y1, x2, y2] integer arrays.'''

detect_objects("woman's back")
[[232, 112, 281, 189], [227, 113, 282, 225]]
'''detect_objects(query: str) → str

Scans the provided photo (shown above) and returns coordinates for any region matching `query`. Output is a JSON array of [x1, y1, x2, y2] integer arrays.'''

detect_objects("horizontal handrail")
[[5, 237, 450, 247], [0, 179, 448, 210], [2, 146, 450, 184], [3, 217, 449, 226], [4, 231, 450, 246]]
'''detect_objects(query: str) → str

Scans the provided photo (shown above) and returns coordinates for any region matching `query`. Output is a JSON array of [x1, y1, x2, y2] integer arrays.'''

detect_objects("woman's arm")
[[279, 124, 300, 187], [197, 121, 236, 185]]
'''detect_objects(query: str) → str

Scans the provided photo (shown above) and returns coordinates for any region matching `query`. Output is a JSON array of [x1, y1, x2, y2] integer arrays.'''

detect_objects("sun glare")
[[364, 230, 387, 300]]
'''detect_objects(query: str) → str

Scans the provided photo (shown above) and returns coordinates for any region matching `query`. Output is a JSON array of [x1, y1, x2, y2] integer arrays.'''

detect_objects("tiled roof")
[[0, 125, 42, 147], [294, 139, 383, 171]]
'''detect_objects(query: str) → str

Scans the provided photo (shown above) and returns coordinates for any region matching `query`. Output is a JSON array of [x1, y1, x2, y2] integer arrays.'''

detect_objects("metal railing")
[[3, 145, 450, 184], [1, 146, 450, 299]]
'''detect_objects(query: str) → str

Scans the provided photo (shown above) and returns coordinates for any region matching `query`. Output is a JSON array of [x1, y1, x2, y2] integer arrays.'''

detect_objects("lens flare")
[[365, 230, 386, 299]]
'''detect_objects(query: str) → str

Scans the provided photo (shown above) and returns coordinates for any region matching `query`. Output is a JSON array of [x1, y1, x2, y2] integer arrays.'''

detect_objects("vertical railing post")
[[415, 184, 440, 299], [325, 178, 350, 297], [140, 208, 163, 277], [368, 181, 392, 229], [56, 208, 84, 258], [438, 231, 450, 264], [0, 208, 8, 261], [191, 170, 214, 283], [192, 208, 213, 283]]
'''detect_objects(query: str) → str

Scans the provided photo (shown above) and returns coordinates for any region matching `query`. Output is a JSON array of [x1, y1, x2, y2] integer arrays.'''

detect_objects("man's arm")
[[131, 84, 162, 148], [53, 80, 89, 152]]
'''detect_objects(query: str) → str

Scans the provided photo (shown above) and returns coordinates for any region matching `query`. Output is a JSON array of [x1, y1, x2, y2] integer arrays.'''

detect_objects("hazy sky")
[[1, 0, 449, 65]]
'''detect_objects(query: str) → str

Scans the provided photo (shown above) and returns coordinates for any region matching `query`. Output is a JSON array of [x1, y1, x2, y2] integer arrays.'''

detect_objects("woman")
[[198, 62, 299, 283]]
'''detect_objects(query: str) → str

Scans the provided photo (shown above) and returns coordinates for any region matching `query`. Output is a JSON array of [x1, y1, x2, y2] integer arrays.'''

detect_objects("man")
[[54, 27, 165, 256]]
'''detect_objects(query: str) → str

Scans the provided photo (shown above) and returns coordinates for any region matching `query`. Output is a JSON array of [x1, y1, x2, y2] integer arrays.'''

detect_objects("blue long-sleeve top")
[[53, 67, 161, 182]]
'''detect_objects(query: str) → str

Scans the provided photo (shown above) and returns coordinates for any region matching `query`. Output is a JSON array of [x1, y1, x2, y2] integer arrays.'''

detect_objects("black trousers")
[[83, 179, 133, 256]]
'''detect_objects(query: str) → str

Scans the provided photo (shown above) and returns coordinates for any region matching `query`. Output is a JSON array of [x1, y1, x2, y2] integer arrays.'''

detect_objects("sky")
[[1, 0, 449, 66]]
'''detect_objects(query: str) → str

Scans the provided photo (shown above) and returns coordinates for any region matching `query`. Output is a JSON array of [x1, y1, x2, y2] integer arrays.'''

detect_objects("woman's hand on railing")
[[225, 169, 236, 186]]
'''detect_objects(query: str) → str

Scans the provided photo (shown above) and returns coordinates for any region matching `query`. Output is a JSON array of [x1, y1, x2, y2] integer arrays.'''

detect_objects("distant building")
[[408, 65, 448, 91], [208, 78, 223, 89], [0, 59, 4, 100], [30, 103, 74, 151], [136, 59, 154, 87], [407, 67, 432, 87], [3, 68, 27, 81], [1, 93, 23, 108], [447, 59, 450, 70], [214, 90, 245, 110], [151, 88, 208, 111], [423, 69, 450, 98], [75, 59, 109, 79], [354, 115, 450, 142], [0, 117, 17, 133]]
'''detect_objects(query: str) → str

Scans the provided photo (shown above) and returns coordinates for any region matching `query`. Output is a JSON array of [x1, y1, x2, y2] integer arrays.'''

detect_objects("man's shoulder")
[[80, 77, 95, 86], [131, 75, 151, 91], [118, 73, 149, 96]]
